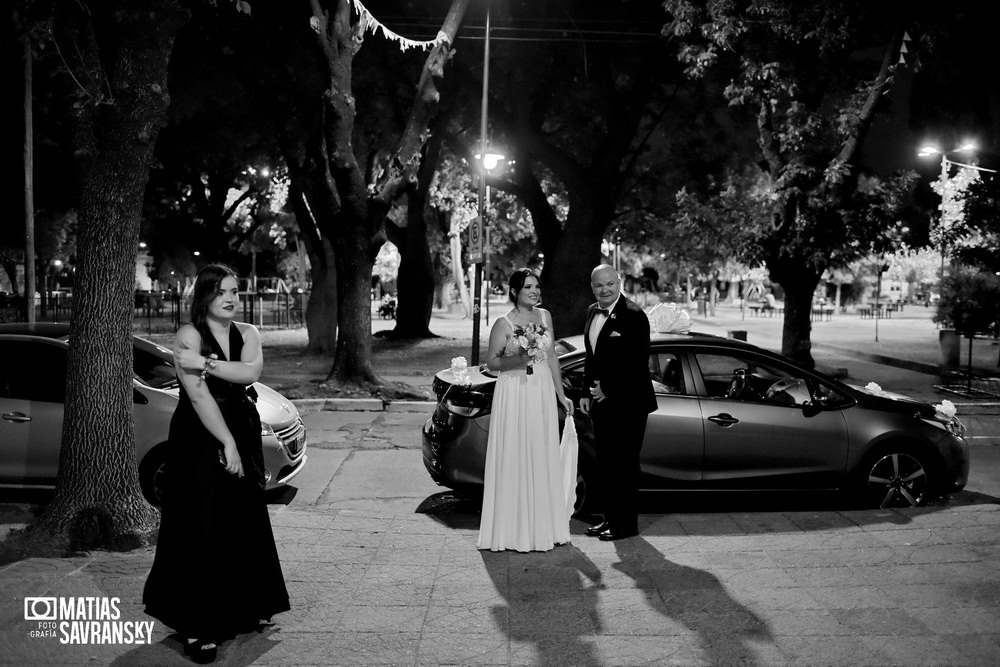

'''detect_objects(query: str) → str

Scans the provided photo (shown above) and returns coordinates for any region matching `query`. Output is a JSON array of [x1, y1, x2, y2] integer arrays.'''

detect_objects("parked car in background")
[[0, 323, 307, 505], [423, 332, 969, 511]]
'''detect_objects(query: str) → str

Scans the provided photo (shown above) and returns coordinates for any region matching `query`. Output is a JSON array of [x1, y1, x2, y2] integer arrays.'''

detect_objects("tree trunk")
[[449, 217, 471, 317], [541, 217, 605, 339], [387, 206, 435, 338], [327, 216, 379, 384], [305, 241, 337, 354], [385, 129, 442, 339], [312, 0, 468, 386], [36, 1, 188, 549], [774, 266, 821, 368]]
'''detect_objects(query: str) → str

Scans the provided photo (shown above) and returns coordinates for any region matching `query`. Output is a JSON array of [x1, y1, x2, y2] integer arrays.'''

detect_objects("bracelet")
[[199, 353, 218, 382]]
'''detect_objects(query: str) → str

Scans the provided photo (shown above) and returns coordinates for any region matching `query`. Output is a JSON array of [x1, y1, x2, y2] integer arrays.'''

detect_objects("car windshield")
[[133, 339, 179, 389]]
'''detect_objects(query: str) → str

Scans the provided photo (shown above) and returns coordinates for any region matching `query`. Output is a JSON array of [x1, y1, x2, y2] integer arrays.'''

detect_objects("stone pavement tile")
[[807, 584, 900, 609], [262, 630, 421, 666], [831, 607, 931, 636], [672, 513, 748, 535], [423, 603, 509, 635], [726, 586, 822, 612], [592, 605, 694, 636], [509, 633, 602, 667], [769, 545, 899, 568], [710, 566, 799, 590], [760, 608, 854, 636], [771, 635, 873, 667], [880, 582, 996, 608], [427, 581, 507, 611], [508, 596, 599, 637], [942, 633, 1000, 666], [859, 634, 968, 666], [414, 631, 509, 666], [784, 512, 866, 532], [729, 512, 805, 534], [593, 635, 710, 667], [908, 606, 1000, 635], [339, 604, 426, 633]]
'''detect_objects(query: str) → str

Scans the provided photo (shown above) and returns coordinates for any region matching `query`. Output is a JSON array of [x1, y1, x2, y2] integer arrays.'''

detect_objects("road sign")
[[468, 216, 483, 263]]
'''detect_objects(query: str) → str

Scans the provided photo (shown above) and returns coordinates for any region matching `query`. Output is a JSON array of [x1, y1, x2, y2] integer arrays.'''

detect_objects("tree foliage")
[[664, 0, 922, 366]]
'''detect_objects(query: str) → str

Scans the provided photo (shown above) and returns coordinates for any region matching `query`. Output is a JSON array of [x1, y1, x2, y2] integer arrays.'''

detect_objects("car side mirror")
[[801, 403, 822, 418]]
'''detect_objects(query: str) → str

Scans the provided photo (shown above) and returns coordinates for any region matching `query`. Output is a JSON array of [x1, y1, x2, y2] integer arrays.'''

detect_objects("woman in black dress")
[[143, 264, 289, 663]]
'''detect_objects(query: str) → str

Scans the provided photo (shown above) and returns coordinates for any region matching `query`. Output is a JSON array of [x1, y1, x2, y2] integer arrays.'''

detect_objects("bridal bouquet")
[[511, 323, 551, 375]]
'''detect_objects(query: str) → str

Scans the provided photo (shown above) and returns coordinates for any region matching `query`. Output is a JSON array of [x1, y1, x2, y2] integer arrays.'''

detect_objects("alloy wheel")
[[864, 452, 929, 508]]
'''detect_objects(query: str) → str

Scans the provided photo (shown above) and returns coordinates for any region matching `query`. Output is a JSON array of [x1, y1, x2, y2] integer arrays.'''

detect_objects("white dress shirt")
[[589, 294, 621, 351]]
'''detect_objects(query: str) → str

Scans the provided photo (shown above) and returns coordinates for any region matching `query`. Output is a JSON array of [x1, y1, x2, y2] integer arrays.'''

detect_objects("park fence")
[[1, 289, 309, 336]]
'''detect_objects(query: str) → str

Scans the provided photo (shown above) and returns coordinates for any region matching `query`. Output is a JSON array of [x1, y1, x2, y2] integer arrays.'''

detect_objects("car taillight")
[[433, 378, 492, 418]]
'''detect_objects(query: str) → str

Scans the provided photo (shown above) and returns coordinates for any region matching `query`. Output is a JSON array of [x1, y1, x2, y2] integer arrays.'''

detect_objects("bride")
[[476, 268, 574, 552]]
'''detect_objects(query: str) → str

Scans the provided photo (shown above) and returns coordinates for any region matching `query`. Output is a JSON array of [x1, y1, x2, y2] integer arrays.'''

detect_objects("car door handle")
[[2, 412, 31, 423], [707, 413, 739, 427]]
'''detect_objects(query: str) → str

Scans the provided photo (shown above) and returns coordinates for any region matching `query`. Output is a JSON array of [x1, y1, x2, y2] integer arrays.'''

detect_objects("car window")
[[133, 344, 178, 389], [694, 352, 809, 405], [649, 352, 685, 395], [0, 340, 66, 402]]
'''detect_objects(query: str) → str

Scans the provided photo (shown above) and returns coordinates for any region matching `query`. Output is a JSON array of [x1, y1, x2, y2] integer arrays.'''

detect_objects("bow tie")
[[595, 308, 610, 317]]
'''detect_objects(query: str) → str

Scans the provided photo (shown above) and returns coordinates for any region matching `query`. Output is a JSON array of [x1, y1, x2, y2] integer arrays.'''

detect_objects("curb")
[[291, 398, 435, 414]]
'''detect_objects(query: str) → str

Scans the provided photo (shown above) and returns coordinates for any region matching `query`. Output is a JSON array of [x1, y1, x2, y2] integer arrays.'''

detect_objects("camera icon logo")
[[24, 597, 57, 621]]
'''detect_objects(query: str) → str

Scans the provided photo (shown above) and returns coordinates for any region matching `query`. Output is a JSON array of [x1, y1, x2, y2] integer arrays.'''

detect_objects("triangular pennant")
[[903, 31, 912, 42], [897, 53, 906, 65], [900, 43, 908, 54]]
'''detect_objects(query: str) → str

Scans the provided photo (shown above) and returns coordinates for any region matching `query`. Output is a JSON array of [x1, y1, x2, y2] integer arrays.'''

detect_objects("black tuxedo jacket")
[[583, 296, 656, 415]]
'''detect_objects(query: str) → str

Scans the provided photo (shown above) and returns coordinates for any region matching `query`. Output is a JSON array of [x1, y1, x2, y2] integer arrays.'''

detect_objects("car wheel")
[[857, 447, 932, 508], [138, 446, 169, 507]]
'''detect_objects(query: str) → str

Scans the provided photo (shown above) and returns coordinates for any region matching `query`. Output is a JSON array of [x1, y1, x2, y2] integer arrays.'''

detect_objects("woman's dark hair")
[[508, 268, 540, 303], [190, 264, 240, 354]]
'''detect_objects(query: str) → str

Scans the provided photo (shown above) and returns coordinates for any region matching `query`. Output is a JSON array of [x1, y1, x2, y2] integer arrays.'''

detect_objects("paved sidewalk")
[[3, 302, 1000, 666]]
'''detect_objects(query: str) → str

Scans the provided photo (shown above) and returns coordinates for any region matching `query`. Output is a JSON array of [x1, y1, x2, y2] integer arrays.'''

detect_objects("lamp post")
[[918, 143, 997, 292], [474, 151, 505, 327], [471, 4, 493, 366]]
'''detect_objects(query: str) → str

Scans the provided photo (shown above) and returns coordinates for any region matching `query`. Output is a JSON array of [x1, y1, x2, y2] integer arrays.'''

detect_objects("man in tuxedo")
[[579, 264, 656, 541]]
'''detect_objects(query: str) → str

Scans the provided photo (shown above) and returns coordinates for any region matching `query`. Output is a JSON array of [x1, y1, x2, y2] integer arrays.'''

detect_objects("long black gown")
[[143, 324, 289, 641]]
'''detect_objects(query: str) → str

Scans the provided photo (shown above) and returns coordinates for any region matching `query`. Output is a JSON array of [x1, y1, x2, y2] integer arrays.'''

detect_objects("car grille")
[[275, 419, 306, 458]]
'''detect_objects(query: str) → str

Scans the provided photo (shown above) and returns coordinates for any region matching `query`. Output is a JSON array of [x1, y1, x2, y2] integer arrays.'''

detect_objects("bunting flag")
[[352, 0, 449, 52], [897, 30, 912, 67]]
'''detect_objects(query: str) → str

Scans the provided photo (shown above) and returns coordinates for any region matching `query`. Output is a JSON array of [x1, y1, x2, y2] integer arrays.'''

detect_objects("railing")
[[1, 289, 309, 335]]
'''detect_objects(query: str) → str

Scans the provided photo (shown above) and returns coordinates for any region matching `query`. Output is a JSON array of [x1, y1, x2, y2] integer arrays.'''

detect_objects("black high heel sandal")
[[184, 638, 217, 664]]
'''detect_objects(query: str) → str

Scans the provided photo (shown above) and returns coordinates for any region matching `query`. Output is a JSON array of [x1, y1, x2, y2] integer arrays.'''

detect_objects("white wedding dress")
[[477, 313, 572, 552]]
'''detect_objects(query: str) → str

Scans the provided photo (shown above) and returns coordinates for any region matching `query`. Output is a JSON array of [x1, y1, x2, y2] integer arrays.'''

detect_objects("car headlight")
[[922, 414, 966, 437], [261, 422, 276, 437]]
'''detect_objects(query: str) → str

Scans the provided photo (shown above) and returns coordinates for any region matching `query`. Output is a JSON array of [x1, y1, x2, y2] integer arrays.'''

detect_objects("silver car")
[[0, 323, 307, 505], [422, 332, 969, 510]]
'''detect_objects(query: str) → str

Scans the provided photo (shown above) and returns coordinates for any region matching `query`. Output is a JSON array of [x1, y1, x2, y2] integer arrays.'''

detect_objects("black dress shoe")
[[585, 521, 612, 537], [598, 528, 638, 541], [184, 639, 217, 664]]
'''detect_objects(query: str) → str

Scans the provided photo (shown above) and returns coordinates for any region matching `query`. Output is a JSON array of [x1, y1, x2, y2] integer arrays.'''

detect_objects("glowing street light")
[[918, 142, 997, 290]]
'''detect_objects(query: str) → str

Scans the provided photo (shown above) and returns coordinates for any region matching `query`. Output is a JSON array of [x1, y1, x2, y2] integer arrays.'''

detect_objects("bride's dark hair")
[[508, 268, 540, 303], [190, 264, 240, 355]]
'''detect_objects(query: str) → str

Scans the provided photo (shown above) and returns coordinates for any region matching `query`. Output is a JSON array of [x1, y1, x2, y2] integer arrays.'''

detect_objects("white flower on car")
[[934, 399, 957, 419], [865, 382, 883, 393], [449, 356, 471, 386]]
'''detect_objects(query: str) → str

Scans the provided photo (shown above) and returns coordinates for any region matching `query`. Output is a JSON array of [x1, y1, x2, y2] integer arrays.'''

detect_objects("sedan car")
[[0, 322, 308, 505], [423, 331, 969, 510]]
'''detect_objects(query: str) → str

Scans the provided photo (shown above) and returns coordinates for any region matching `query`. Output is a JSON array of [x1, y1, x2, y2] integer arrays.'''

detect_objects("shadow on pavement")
[[480, 544, 605, 666], [613, 537, 771, 666], [413, 487, 1000, 536]]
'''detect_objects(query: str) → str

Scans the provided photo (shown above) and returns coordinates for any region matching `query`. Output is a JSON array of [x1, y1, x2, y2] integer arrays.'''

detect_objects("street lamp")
[[471, 3, 493, 366], [473, 151, 506, 328], [918, 143, 997, 294]]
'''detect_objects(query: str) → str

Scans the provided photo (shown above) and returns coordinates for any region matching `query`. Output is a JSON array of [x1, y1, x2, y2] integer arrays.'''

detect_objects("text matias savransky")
[[24, 596, 155, 645]]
